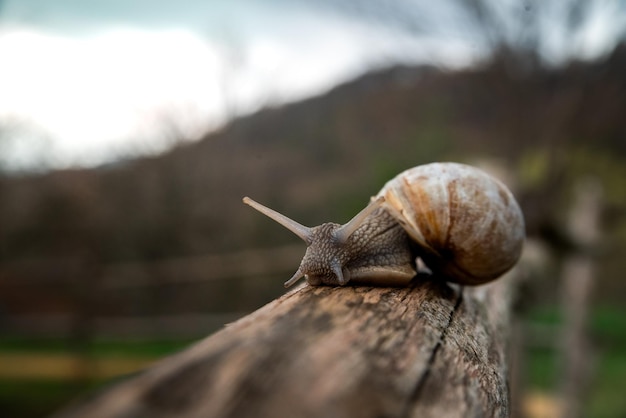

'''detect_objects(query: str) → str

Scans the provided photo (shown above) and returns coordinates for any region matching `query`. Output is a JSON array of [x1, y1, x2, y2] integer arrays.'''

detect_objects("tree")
[[309, 0, 626, 71]]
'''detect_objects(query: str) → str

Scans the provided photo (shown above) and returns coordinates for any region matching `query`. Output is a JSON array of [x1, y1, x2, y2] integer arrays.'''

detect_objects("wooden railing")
[[53, 270, 517, 418], [2, 177, 603, 418]]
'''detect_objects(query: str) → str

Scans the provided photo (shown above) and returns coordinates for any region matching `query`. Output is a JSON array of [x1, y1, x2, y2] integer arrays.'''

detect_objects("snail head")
[[242, 196, 384, 287]]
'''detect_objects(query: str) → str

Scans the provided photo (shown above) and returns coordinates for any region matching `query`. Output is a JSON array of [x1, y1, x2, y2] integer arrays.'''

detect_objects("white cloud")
[[0, 27, 224, 168], [1, 0, 621, 170]]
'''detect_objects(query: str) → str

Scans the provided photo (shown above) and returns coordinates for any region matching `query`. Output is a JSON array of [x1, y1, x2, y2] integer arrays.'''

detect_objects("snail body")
[[244, 162, 525, 288]]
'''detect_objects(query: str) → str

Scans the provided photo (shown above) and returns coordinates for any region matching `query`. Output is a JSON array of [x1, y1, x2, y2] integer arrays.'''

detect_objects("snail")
[[243, 162, 525, 288]]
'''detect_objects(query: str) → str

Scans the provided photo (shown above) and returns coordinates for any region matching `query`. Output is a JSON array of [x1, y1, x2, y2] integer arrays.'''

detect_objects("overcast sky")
[[0, 0, 623, 170]]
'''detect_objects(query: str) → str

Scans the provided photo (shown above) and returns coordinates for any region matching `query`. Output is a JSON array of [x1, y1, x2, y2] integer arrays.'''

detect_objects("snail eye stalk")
[[243, 197, 313, 244], [334, 197, 385, 244]]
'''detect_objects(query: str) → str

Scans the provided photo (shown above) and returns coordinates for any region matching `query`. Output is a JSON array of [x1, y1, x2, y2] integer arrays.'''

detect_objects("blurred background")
[[0, 1, 625, 417]]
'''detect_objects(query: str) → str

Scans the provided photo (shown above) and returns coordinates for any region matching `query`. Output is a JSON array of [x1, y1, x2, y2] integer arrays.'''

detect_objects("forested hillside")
[[1, 44, 625, 315]]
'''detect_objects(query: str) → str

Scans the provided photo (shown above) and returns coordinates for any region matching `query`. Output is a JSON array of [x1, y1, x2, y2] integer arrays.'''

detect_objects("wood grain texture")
[[55, 273, 514, 418]]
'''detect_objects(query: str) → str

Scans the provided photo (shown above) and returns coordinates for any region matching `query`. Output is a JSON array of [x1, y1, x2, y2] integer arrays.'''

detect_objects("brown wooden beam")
[[55, 272, 514, 418]]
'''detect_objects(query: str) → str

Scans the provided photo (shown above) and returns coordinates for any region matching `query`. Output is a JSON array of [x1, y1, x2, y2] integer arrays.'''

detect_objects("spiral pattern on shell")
[[377, 162, 525, 285]]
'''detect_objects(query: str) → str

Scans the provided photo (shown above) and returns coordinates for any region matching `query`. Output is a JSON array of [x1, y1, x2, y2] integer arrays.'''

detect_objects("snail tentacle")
[[243, 197, 313, 244]]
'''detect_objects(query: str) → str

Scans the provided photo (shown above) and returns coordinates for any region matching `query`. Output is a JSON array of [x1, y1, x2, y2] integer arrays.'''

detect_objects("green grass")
[[0, 338, 196, 418], [590, 307, 626, 347], [524, 305, 626, 418], [0, 379, 98, 418], [587, 351, 626, 418], [0, 337, 195, 357], [527, 347, 558, 391]]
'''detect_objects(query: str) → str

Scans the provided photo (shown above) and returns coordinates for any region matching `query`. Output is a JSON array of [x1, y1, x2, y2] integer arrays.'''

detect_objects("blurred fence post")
[[69, 251, 101, 383], [558, 177, 603, 418]]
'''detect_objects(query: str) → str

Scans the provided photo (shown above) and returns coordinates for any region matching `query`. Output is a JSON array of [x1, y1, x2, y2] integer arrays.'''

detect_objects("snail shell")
[[243, 162, 525, 288], [377, 162, 525, 285]]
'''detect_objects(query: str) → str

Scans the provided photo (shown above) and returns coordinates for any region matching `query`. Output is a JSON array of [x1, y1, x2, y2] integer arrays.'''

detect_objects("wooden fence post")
[[54, 271, 517, 418], [558, 177, 602, 418]]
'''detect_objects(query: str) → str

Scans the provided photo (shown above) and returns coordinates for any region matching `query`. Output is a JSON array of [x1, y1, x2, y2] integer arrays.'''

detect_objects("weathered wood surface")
[[54, 273, 515, 418]]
